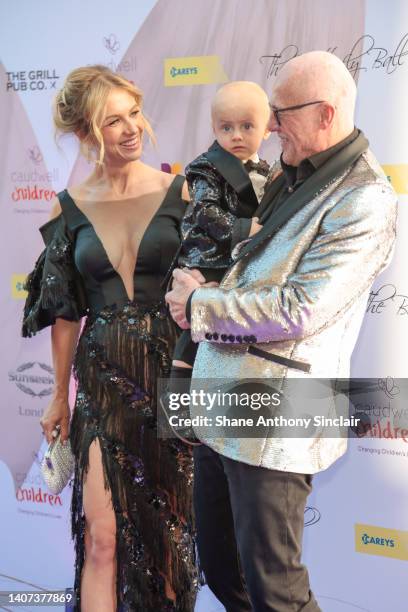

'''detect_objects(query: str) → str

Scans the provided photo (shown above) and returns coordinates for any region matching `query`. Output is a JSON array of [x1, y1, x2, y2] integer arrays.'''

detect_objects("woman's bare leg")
[[81, 439, 117, 612]]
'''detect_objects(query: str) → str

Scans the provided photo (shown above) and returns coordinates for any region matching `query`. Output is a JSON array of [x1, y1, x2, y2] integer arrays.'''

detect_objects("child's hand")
[[182, 268, 206, 284], [249, 217, 263, 237]]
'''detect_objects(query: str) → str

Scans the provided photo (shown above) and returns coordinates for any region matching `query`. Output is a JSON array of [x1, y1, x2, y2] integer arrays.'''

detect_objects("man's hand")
[[165, 269, 201, 329]]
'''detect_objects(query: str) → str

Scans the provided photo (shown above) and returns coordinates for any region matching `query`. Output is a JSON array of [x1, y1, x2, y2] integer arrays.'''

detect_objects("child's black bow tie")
[[243, 159, 269, 177]]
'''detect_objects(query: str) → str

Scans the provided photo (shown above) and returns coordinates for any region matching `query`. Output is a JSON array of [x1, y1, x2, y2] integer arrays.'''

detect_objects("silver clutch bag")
[[41, 431, 75, 495]]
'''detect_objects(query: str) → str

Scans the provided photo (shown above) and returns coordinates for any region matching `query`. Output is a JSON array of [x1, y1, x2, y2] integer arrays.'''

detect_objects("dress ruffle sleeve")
[[22, 214, 87, 337]]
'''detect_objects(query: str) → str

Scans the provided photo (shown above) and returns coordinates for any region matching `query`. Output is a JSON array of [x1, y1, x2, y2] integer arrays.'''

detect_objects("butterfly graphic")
[[103, 34, 120, 55], [28, 145, 43, 165], [378, 376, 400, 399]]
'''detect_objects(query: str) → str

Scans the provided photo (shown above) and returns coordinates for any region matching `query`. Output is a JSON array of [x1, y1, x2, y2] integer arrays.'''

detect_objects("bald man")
[[166, 52, 397, 611]]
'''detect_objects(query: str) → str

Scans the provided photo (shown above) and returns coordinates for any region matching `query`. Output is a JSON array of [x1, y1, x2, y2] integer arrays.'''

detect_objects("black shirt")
[[260, 128, 359, 224]]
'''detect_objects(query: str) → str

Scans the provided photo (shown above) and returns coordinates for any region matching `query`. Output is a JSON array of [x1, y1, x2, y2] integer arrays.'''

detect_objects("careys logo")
[[170, 66, 198, 78], [361, 532, 395, 547], [11, 274, 28, 299], [355, 523, 408, 560], [382, 164, 408, 194], [9, 362, 54, 398], [164, 55, 228, 87]]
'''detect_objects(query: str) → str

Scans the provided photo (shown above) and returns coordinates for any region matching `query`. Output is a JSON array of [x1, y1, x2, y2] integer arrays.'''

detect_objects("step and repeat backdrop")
[[1, 1, 407, 610]]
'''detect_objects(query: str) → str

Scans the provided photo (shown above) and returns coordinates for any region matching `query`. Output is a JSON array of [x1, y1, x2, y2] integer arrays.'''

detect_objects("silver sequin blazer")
[[190, 149, 397, 473]]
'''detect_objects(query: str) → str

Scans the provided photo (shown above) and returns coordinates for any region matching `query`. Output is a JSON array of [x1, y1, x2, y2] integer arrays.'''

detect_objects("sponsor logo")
[[382, 164, 408, 194], [11, 148, 59, 185], [6, 69, 60, 92], [361, 532, 395, 547], [18, 405, 44, 418], [304, 506, 321, 527], [164, 55, 228, 87], [105, 57, 138, 75], [104, 33, 120, 55], [9, 362, 54, 398], [161, 162, 183, 175], [170, 66, 198, 78], [11, 274, 28, 299], [355, 523, 408, 560], [378, 376, 400, 399], [355, 419, 408, 442], [351, 377, 408, 438], [11, 185, 57, 202], [16, 486, 62, 507], [13, 454, 64, 517], [10, 148, 58, 212], [28, 145, 43, 165]]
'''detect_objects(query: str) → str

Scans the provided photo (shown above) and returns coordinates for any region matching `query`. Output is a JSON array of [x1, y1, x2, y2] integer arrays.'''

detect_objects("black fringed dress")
[[22, 176, 198, 611]]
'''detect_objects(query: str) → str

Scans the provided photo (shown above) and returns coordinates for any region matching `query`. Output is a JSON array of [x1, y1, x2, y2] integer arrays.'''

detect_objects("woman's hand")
[[40, 396, 71, 444]]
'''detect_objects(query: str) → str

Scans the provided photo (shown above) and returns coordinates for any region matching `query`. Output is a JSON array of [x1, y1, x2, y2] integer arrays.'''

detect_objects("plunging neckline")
[[65, 177, 179, 302]]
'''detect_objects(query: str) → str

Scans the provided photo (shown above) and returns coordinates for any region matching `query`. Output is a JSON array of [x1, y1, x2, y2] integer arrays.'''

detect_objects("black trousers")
[[194, 445, 321, 612]]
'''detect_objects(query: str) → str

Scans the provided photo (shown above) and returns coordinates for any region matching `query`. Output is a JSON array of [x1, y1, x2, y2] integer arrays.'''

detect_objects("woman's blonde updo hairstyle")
[[53, 65, 154, 164]]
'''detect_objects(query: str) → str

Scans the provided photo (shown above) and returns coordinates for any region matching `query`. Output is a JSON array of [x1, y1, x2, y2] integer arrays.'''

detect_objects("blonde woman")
[[22, 65, 197, 611]]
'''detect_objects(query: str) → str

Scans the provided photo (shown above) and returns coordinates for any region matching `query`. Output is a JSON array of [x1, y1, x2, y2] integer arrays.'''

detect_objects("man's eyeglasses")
[[270, 100, 325, 126]]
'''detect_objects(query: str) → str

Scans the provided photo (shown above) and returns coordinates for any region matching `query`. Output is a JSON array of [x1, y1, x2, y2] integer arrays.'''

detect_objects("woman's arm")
[[39, 198, 81, 443], [41, 318, 81, 443]]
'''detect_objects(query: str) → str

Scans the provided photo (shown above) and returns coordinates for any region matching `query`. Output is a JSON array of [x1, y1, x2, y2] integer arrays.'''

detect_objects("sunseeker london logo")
[[9, 362, 54, 398]]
